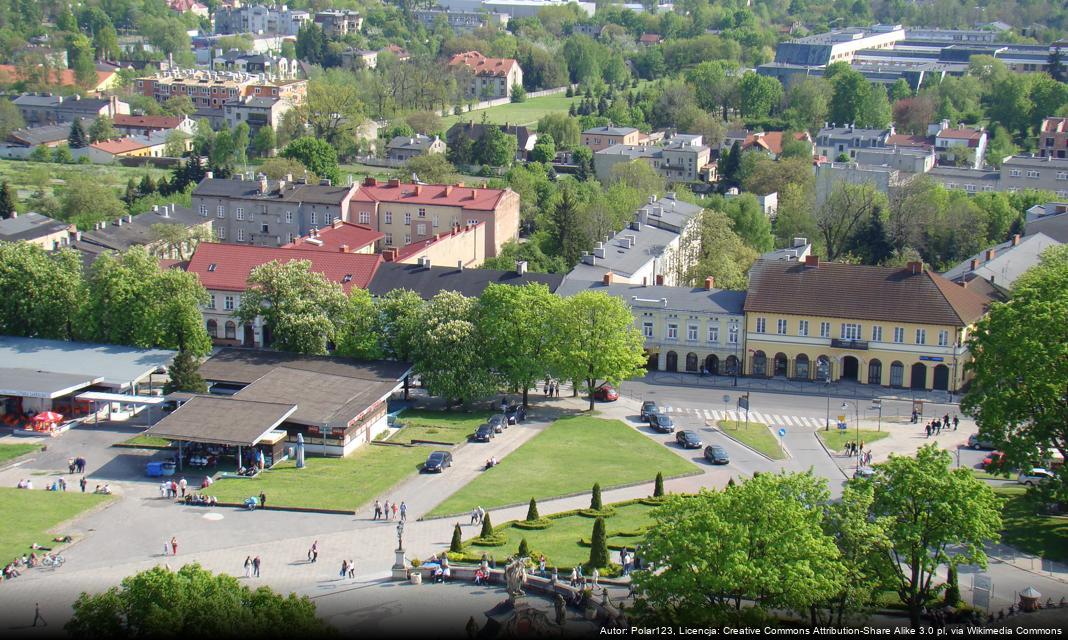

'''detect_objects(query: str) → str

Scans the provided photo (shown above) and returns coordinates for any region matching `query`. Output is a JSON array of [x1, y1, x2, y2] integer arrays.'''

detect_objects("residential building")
[[721, 130, 812, 159], [557, 276, 747, 375], [73, 204, 214, 268], [184, 242, 381, 347], [0, 65, 118, 92], [280, 219, 383, 254], [412, 8, 509, 32], [582, 126, 640, 152], [925, 166, 1000, 194], [75, 134, 172, 162], [350, 177, 520, 258], [933, 122, 987, 169], [446, 122, 537, 161], [211, 51, 299, 80], [191, 174, 359, 247], [167, 0, 209, 17], [248, 78, 307, 104], [11, 94, 128, 127], [1038, 116, 1068, 159], [852, 146, 936, 173], [815, 124, 894, 159], [0, 212, 74, 251], [136, 70, 256, 109], [594, 135, 712, 184], [382, 44, 411, 62], [385, 134, 446, 163], [639, 33, 663, 45], [3, 121, 85, 153], [113, 114, 197, 137], [999, 155, 1068, 198], [743, 257, 991, 392], [435, 0, 595, 19], [448, 51, 523, 99], [380, 221, 488, 268], [368, 260, 562, 299], [223, 95, 292, 133], [814, 161, 912, 206], [214, 4, 310, 36], [314, 10, 363, 38], [342, 48, 379, 70], [1024, 203, 1068, 243], [761, 237, 813, 263], [941, 232, 1061, 299]]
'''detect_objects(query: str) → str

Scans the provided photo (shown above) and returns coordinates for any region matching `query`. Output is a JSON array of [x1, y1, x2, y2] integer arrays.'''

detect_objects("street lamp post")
[[392, 521, 408, 580]]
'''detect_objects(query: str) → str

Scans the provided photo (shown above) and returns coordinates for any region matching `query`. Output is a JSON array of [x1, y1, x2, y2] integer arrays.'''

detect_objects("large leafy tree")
[[633, 472, 844, 625], [163, 350, 207, 395], [552, 291, 646, 411], [477, 283, 560, 407], [236, 260, 348, 355], [737, 72, 783, 119], [65, 564, 331, 640], [373, 288, 424, 361], [282, 137, 340, 184], [962, 245, 1068, 469], [335, 288, 381, 359], [536, 113, 580, 150], [88, 115, 116, 143], [683, 209, 758, 290], [816, 182, 888, 261], [68, 118, 89, 148], [0, 180, 16, 219], [860, 445, 1002, 628], [473, 125, 517, 167], [411, 291, 496, 408], [296, 77, 365, 151], [0, 244, 85, 340]]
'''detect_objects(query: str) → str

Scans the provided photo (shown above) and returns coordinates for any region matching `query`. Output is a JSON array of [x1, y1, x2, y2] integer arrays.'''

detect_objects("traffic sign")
[[722, 395, 731, 404], [777, 427, 787, 437]]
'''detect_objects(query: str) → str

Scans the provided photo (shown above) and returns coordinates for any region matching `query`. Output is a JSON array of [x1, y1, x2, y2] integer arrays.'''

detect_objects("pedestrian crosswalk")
[[657, 406, 826, 428]]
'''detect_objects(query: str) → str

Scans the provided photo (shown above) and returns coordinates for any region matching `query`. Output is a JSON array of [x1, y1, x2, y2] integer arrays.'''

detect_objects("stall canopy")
[[75, 391, 166, 405], [0, 369, 102, 399], [143, 395, 297, 447], [0, 336, 175, 391]]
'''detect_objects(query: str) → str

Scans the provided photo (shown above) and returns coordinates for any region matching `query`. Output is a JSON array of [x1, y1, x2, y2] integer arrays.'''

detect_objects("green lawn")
[[440, 93, 581, 129], [466, 502, 657, 568], [816, 429, 890, 453], [0, 158, 169, 207], [0, 488, 112, 560], [210, 444, 429, 511], [387, 409, 491, 445], [0, 443, 42, 465], [337, 162, 484, 185], [995, 486, 1068, 562], [426, 416, 697, 517], [718, 420, 785, 460], [119, 434, 173, 448]]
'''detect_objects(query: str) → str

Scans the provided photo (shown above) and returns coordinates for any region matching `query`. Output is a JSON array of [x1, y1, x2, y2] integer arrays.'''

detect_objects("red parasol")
[[32, 411, 64, 423]]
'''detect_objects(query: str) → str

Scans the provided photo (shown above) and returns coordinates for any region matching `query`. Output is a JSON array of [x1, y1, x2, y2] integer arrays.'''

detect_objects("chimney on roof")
[[907, 260, 924, 274], [444, 185, 452, 196], [457, 260, 463, 271], [320, 178, 332, 186], [382, 248, 397, 261], [985, 248, 996, 261], [603, 272, 614, 285], [705, 276, 715, 290], [124, 214, 132, 223], [655, 274, 665, 286], [515, 260, 527, 275], [364, 176, 377, 186], [74, 231, 81, 242], [970, 258, 980, 271], [387, 178, 400, 187], [423, 257, 431, 270], [115, 217, 123, 227], [414, 185, 422, 195], [456, 182, 464, 188], [339, 244, 349, 253], [804, 255, 820, 268], [1012, 233, 1021, 246]]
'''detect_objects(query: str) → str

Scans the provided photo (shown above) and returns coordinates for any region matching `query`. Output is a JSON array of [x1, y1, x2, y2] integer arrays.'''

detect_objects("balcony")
[[831, 338, 869, 350]]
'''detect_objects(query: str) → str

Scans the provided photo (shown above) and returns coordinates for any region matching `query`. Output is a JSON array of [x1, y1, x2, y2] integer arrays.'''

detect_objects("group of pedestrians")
[[66, 457, 87, 474], [925, 413, 959, 438], [469, 506, 486, 525], [843, 441, 873, 466], [619, 547, 641, 576], [242, 555, 262, 578], [543, 379, 562, 398], [372, 499, 405, 521], [339, 558, 356, 580]]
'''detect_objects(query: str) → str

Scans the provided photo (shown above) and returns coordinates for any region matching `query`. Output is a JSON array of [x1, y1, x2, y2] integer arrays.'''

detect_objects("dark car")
[[473, 424, 495, 442], [676, 430, 703, 449], [593, 384, 619, 402], [648, 413, 674, 433], [703, 445, 729, 465], [423, 450, 453, 473], [968, 434, 996, 450], [640, 401, 659, 421], [505, 404, 526, 424], [488, 414, 508, 433]]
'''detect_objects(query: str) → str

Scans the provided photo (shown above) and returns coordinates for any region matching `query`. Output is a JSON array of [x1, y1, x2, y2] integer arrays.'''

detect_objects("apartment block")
[[448, 51, 523, 100]]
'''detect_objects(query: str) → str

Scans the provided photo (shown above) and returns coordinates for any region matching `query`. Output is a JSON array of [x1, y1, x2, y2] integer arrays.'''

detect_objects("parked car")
[[640, 401, 659, 421], [853, 466, 875, 479], [423, 450, 453, 473], [593, 384, 619, 402], [488, 414, 507, 433], [648, 413, 675, 433], [703, 445, 729, 464], [982, 451, 1007, 470], [505, 404, 526, 424], [1017, 468, 1055, 486], [968, 434, 997, 450], [473, 424, 495, 442], [675, 430, 703, 449]]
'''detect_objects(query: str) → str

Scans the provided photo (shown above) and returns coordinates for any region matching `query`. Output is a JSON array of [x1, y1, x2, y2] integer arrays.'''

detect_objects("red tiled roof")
[[937, 128, 983, 145], [391, 221, 484, 262], [740, 131, 810, 156], [354, 179, 508, 211], [185, 243, 381, 293], [886, 133, 932, 148], [280, 221, 383, 253], [91, 137, 155, 154], [745, 260, 991, 327], [114, 114, 183, 129], [0, 64, 113, 88], [639, 33, 662, 43], [448, 51, 519, 77], [1041, 117, 1068, 133]]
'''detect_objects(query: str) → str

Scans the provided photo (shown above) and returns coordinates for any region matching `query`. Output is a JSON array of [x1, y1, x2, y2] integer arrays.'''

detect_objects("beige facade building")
[[0, 212, 74, 251], [350, 178, 519, 258], [448, 51, 523, 100], [382, 221, 487, 268], [582, 126, 641, 152]]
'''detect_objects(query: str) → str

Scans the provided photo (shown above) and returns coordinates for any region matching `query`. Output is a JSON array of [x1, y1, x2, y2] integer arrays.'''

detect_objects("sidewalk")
[[818, 415, 975, 475]]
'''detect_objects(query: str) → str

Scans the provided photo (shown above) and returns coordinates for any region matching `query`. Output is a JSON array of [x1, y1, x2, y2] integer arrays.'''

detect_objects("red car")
[[593, 384, 619, 401], [983, 451, 1006, 470]]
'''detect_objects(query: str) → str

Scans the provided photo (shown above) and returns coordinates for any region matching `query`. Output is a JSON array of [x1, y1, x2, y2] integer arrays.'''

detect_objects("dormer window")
[[207, 263, 217, 272]]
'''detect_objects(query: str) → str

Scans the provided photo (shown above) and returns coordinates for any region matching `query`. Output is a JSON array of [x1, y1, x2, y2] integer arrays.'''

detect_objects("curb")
[[419, 470, 703, 521], [0, 447, 44, 473], [812, 431, 852, 480], [111, 442, 175, 451], [173, 500, 355, 516], [712, 422, 788, 462]]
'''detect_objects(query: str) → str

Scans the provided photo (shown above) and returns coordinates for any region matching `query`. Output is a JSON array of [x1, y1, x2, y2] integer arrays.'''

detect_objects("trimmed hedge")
[[469, 534, 508, 547], [513, 518, 553, 530], [578, 507, 617, 518]]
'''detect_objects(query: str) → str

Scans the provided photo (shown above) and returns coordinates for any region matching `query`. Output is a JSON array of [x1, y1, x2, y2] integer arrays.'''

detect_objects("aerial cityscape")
[[0, 0, 1066, 637]]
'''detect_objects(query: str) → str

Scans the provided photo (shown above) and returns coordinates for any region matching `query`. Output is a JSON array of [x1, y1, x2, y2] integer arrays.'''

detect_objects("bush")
[[513, 518, 552, 530], [944, 565, 960, 606], [479, 513, 494, 539], [578, 507, 617, 518], [450, 523, 463, 554], [526, 497, 540, 521], [518, 537, 530, 557], [510, 84, 527, 103], [653, 472, 664, 497], [591, 483, 602, 510], [587, 516, 609, 569]]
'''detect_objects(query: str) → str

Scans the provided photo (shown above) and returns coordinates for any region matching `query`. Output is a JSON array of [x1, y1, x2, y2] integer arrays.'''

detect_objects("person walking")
[[80, 476, 87, 493], [373, 500, 382, 520], [478, 506, 485, 524], [399, 501, 407, 522], [348, 559, 355, 579], [383, 500, 391, 520], [32, 602, 46, 627], [391, 502, 398, 520], [163, 539, 170, 556], [68, 458, 75, 474], [253, 556, 261, 578], [953, 415, 959, 430], [591, 567, 599, 587], [925, 423, 931, 438], [470, 508, 478, 525], [170, 537, 178, 556], [570, 566, 578, 587], [244, 556, 252, 578], [259, 492, 266, 509], [179, 477, 187, 497], [340, 559, 348, 579]]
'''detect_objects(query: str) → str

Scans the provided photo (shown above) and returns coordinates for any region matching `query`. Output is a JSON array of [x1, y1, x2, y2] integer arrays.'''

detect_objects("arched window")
[[225, 321, 237, 340], [890, 361, 904, 387], [685, 352, 699, 372], [751, 351, 767, 377], [795, 354, 810, 379], [206, 319, 218, 337], [868, 359, 883, 385]]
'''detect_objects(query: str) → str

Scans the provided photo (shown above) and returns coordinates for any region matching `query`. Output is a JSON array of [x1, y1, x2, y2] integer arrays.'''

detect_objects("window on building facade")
[[311, 212, 317, 225], [384, 232, 393, 245], [199, 205, 208, 216], [324, 214, 333, 225], [938, 330, 949, 346], [416, 223, 426, 235], [217, 227, 226, 239], [798, 320, 809, 336], [384, 211, 392, 224], [841, 323, 861, 340], [728, 325, 738, 343], [359, 212, 370, 224], [708, 326, 719, 342], [755, 318, 766, 333], [404, 234, 411, 244], [1027, 170, 1040, 178], [235, 207, 244, 221], [916, 328, 927, 345], [820, 322, 830, 338], [404, 212, 412, 224], [777, 319, 787, 335], [643, 322, 653, 338], [285, 211, 293, 223], [432, 215, 439, 228], [467, 219, 479, 227], [667, 323, 678, 340], [216, 205, 225, 218], [224, 295, 235, 310], [872, 325, 883, 342], [894, 327, 904, 343], [237, 229, 245, 241], [1058, 172, 1067, 181], [1010, 169, 1021, 177], [207, 295, 216, 310], [418, 207, 426, 218], [687, 324, 698, 341]]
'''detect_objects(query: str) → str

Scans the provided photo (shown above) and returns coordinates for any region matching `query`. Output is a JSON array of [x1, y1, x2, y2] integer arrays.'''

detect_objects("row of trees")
[[234, 262, 646, 410], [635, 445, 1002, 628]]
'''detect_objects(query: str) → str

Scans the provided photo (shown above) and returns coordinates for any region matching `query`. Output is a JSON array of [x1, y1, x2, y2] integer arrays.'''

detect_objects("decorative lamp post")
[[392, 521, 408, 580]]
